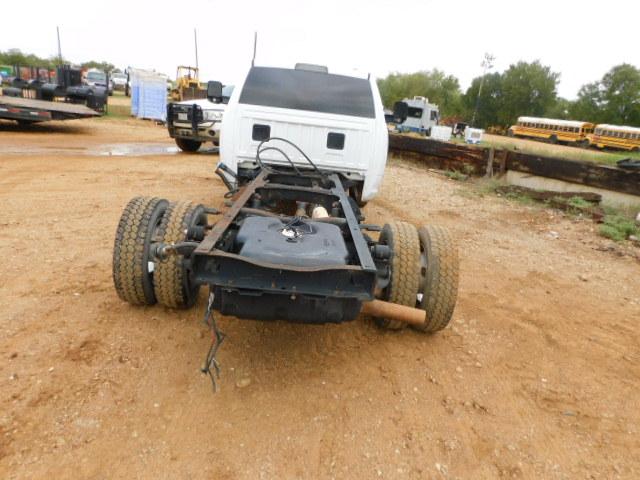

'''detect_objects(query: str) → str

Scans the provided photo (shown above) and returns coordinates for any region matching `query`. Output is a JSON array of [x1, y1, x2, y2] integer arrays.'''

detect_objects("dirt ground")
[[1, 117, 639, 479]]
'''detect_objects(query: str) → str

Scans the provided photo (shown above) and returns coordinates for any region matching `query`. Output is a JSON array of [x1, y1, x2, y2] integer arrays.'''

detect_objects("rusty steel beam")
[[389, 133, 640, 197], [506, 151, 640, 197]]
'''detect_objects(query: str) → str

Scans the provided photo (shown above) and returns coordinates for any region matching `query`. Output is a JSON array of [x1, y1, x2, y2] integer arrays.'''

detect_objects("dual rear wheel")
[[375, 221, 459, 333], [112, 200, 459, 332], [112, 196, 206, 309]]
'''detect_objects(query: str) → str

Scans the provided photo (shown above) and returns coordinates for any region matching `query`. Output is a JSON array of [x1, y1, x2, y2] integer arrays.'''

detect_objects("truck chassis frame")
[[113, 161, 459, 389]]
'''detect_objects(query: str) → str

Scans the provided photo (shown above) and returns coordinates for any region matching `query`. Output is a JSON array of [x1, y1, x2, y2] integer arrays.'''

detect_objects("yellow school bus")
[[587, 124, 640, 151], [507, 117, 595, 146]]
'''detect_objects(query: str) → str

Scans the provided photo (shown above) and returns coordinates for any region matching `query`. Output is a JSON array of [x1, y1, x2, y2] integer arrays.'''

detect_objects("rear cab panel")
[[220, 66, 388, 201]]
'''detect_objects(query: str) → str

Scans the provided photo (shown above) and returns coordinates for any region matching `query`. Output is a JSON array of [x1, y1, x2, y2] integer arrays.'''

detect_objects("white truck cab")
[[220, 65, 389, 203]]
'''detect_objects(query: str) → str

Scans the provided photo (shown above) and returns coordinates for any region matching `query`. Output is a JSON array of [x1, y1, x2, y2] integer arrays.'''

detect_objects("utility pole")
[[471, 52, 495, 127], [56, 26, 63, 65], [194, 28, 199, 71]]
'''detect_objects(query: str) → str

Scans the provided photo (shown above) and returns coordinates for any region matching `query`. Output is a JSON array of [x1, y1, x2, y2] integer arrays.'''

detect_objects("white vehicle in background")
[[429, 125, 453, 142], [220, 64, 388, 203], [167, 84, 234, 152], [84, 68, 113, 96], [393, 96, 440, 136], [110, 72, 127, 91], [465, 127, 484, 145]]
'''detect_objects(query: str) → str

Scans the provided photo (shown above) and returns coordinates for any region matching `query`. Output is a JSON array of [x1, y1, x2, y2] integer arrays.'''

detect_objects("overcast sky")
[[2, 0, 638, 99]]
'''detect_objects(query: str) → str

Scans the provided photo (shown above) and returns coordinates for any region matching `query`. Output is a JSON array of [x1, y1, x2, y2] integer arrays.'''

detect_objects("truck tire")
[[113, 196, 169, 306], [175, 138, 202, 153], [375, 221, 421, 330], [154, 201, 206, 308], [412, 225, 459, 333]]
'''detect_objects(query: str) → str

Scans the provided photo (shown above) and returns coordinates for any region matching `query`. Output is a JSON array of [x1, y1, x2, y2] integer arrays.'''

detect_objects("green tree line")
[[378, 62, 640, 128], [0, 48, 118, 73]]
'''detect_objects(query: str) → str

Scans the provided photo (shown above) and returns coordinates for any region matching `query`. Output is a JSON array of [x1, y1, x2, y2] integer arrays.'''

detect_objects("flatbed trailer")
[[0, 95, 100, 123]]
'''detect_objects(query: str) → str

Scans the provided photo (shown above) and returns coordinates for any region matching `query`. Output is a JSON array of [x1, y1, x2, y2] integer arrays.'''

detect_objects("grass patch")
[[599, 212, 639, 242], [566, 196, 593, 210], [104, 104, 130, 118], [444, 170, 469, 182], [501, 189, 536, 206]]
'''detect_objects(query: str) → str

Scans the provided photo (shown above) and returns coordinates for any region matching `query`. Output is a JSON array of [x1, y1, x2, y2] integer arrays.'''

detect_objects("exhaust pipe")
[[361, 299, 426, 326]]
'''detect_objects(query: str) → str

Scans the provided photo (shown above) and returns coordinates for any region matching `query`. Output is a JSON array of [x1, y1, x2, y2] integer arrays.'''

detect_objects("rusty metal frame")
[[190, 168, 378, 300]]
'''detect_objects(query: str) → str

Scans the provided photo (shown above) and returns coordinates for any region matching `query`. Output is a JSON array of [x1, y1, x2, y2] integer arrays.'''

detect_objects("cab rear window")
[[239, 67, 375, 118]]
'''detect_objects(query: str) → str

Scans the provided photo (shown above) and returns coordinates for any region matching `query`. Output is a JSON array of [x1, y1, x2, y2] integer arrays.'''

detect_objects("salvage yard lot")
[[1, 118, 639, 479]]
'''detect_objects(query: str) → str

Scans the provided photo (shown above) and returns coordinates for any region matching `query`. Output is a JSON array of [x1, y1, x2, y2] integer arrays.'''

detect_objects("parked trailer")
[[0, 95, 100, 123], [0, 64, 107, 123]]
